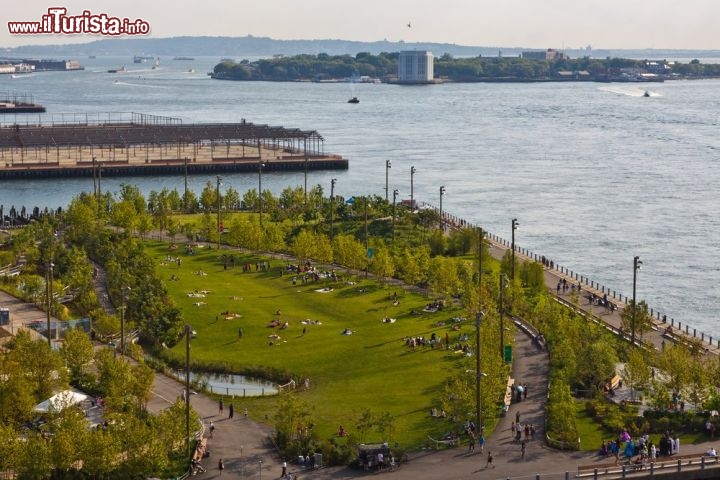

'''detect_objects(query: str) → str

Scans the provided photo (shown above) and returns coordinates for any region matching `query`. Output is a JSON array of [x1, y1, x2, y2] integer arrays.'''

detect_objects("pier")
[[0, 112, 347, 179]]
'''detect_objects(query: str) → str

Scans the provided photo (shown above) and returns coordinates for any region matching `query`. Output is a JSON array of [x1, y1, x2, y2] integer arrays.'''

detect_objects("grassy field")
[[146, 240, 476, 448]]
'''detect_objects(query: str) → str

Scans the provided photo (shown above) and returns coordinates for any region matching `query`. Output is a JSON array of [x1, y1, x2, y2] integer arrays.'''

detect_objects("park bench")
[[427, 435, 458, 449], [502, 377, 514, 415]]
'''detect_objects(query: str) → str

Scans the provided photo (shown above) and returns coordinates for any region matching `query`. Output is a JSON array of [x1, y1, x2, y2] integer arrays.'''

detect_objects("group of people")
[[511, 382, 528, 402], [600, 430, 681, 465], [510, 419, 536, 442]]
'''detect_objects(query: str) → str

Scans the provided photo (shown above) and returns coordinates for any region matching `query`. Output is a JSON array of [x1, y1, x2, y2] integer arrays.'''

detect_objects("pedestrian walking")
[[521, 440, 527, 458], [485, 451, 494, 469], [229, 402, 234, 419], [515, 410, 520, 423], [530, 424, 536, 440], [523, 383, 528, 399], [209, 421, 215, 438], [478, 434, 485, 453], [218, 458, 224, 475], [219, 399, 224, 415], [281, 461, 287, 477], [467, 432, 475, 452]]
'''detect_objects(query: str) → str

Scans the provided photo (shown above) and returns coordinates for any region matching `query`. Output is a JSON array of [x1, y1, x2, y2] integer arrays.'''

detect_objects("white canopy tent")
[[34, 389, 89, 413]]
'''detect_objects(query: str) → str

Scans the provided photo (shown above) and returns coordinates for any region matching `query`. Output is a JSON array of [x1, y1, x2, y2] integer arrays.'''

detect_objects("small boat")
[[107, 66, 127, 73], [643, 90, 650, 97], [348, 96, 360, 104]]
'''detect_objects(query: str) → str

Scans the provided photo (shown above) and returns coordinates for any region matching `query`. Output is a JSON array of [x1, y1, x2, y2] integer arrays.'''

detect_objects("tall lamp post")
[[258, 162, 265, 228], [499, 273, 508, 360], [385, 160, 392, 202], [392, 189, 399, 243], [511, 218, 519, 281], [410, 166, 416, 209], [119, 286, 131, 357], [330, 178, 337, 239], [184, 324, 193, 456], [475, 310, 485, 431], [45, 261, 54, 348], [631, 256, 642, 346], [216, 175, 222, 249], [439, 186, 446, 231]]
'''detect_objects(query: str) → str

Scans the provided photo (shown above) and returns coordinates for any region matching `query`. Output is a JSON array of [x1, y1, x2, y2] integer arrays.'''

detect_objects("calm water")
[[2, 56, 720, 337]]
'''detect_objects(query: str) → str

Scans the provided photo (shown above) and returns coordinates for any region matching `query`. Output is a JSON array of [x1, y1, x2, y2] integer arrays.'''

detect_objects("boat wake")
[[598, 86, 661, 97], [111, 81, 167, 89]]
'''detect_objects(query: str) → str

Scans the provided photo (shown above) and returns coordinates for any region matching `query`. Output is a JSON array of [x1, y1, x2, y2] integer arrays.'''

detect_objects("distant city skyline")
[[3, 0, 720, 50]]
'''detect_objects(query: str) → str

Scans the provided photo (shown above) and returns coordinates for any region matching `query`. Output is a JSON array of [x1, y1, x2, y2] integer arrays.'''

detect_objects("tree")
[[371, 245, 395, 283], [274, 393, 315, 458], [60, 328, 95, 383], [621, 347, 651, 401], [0, 354, 35, 425], [8, 331, 66, 401], [292, 229, 316, 265], [620, 300, 653, 340]]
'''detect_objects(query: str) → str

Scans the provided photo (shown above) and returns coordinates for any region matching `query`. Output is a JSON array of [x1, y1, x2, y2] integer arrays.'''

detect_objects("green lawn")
[[146, 240, 474, 448]]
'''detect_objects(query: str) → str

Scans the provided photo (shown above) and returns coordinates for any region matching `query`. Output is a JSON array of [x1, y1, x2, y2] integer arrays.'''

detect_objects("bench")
[[427, 435, 458, 449], [502, 377, 514, 415]]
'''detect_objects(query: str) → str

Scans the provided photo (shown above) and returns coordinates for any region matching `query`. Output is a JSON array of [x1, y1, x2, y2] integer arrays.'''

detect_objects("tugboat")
[[347, 96, 360, 104]]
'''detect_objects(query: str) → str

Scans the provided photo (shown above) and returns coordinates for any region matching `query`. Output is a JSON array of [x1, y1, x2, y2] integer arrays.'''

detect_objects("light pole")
[[475, 310, 485, 431], [632, 256, 642, 346], [499, 273, 508, 361], [385, 160, 391, 202], [184, 324, 192, 456], [119, 286, 131, 357], [511, 218, 519, 281], [364, 197, 369, 279], [392, 189, 399, 243], [258, 162, 265, 228], [45, 261, 54, 348], [330, 178, 337, 239], [216, 175, 222, 249], [439, 186, 446, 231], [410, 166, 416, 209]]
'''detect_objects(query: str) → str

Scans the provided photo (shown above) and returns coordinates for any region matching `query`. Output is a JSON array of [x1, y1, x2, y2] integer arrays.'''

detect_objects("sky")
[[3, 0, 720, 50]]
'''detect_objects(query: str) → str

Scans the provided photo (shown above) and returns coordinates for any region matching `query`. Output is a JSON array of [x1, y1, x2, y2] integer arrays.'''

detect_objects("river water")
[[2, 56, 720, 337]]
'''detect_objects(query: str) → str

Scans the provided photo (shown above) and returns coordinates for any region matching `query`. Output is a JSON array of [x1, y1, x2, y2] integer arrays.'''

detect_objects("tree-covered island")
[[210, 52, 720, 83]]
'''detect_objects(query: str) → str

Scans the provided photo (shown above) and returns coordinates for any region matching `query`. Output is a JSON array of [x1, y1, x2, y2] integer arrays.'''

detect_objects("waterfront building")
[[521, 49, 568, 61], [398, 50, 434, 84]]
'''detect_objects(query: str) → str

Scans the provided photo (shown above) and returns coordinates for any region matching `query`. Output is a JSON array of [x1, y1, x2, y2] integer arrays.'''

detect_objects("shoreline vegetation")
[[209, 52, 720, 83]]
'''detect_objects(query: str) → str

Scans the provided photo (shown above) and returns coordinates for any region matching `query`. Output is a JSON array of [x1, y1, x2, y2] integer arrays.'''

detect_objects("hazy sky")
[[4, 0, 720, 50]]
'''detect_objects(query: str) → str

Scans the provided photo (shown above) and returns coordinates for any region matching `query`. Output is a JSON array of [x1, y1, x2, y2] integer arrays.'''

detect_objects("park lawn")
[[145, 240, 474, 448]]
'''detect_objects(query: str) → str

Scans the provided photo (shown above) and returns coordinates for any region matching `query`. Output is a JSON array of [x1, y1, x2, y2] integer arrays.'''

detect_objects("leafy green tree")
[[8, 331, 66, 401], [60, 328, 95, 384], [199, 180, 218, 212], [575, 339, 618, 390], [620, 300, 653, 340], [0, 354, 35, 425], [622, 347, 651, 401], [371, 245, 395, 283], [274, 393, 315, 457]]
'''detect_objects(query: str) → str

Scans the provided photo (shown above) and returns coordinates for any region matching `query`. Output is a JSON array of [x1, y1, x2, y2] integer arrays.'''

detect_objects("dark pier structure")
[[0, 92, 46, 114], [0, 113, 347, 179]]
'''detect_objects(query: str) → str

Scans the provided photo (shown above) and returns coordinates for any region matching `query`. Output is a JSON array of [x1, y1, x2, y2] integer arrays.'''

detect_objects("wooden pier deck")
[[0, 114, 348, 179]]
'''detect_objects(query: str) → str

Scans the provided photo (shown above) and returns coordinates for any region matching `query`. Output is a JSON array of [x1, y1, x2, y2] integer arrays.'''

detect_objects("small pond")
[[175, 371, 279, 397]]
